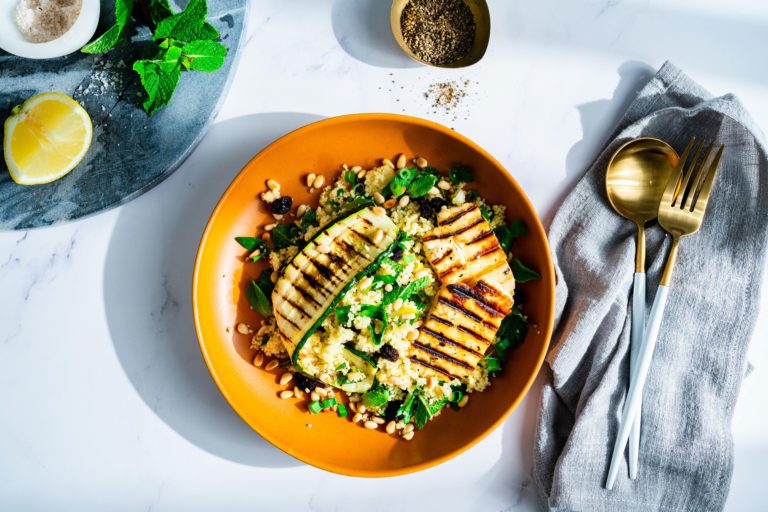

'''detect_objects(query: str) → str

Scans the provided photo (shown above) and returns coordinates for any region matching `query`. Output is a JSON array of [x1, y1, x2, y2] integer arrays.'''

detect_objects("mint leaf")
[[271, 224, 301, 250], [449, 164, 474, 184], [181, 40, 227, 72], [81, 0, 135, 53], [245, 279, 272, 317], [132, 55, 182, 115], [153, 0, 218, 41], [147, 0, 173, 25], [407, 173, 437, 198]]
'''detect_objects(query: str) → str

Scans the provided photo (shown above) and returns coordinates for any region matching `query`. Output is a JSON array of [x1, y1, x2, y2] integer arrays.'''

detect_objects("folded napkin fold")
[[533, 62, 768, 511]]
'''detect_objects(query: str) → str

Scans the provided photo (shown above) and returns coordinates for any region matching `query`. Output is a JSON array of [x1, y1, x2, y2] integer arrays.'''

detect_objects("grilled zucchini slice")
[[272, 206, 397, 356]]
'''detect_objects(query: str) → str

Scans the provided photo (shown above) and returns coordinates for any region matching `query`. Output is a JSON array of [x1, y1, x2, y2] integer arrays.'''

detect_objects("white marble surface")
[[2, 0, 768, 510]]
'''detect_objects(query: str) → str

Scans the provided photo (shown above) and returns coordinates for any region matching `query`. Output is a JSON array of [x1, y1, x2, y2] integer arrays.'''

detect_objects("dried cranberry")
[[293, 372, 321, 391], [380, 344, 399, 362], [390, 245, 404, 261], [418, 197, 446, 219], [384, 400, 403, 421], [270, 196, 292, 215]]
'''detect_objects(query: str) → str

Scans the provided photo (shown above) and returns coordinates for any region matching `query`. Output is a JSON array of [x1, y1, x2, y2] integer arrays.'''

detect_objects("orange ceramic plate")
[[193, 114, 555, 477]]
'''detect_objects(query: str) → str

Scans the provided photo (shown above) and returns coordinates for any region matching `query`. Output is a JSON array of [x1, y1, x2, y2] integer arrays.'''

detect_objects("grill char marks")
[[413, 203, 519, 382], [271, 207, 399, 349]]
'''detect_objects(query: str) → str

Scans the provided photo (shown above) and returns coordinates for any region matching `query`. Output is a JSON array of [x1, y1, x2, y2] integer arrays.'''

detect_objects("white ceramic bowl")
[[0, 0, 100, 59]]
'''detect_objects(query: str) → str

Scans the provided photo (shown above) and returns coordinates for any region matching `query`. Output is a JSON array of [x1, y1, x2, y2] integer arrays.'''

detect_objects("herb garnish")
[[510, 257, 541, 283], [82, 0, 228, 115]]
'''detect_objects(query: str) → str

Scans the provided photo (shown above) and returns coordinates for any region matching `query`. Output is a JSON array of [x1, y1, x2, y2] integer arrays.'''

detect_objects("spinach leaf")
[[245, 279, 271, 316], [256, 268, 275, 298], [511, 258, 540, 283], [235, 236, 270, 262], [300, 209, 319, 231], [272, 223, 301, 249], [495, 305, 528, 356], [343, 170, 358, 184], [335, 305, 352, 325], [397, 389, 418, 424], [480, 204, 493, 221], [449, 164, 474, 184]]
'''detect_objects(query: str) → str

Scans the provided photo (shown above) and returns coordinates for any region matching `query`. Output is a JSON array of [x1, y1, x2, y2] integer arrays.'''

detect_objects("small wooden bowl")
[[390, 0, 491, 68]]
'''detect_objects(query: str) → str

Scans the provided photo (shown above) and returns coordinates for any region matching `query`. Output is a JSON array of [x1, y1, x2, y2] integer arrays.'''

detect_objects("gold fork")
[[605, 137, 725, 489]]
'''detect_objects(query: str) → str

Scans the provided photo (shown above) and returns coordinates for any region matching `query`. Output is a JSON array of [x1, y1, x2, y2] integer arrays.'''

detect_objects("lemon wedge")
[[3, 92, 93, 186]]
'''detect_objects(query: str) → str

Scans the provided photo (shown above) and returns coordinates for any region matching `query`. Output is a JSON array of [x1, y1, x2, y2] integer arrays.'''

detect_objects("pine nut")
[[262, 190, 275, 203], [372, 229, 384, 245], [266, 179, 281, 191], [396, 420, 405, 429], [264, 223, 277, 231], [272, 213, 284, 221], [384, 198, 397, 209], [306, 173, 316, 188], [396, 153, 407, 169], [382, 158, 395, 169], [279, 390, 294, 399], [415, 157, 428, 169], [437, 180, 451, 190], [458, 395, 469, 408], [402, 431, 414, 441], [403, 423, 414, 434], [349, 402, 358, 413], [364, 421, 379, 430], [386, 421, 396, 434], [313, 175, 326, 189], [384, 283, 393, 292], [398, 195, 410, 207], [296, 204, 308, 218], [357, 169, 367, 179], [407, 329, 419, 341], [342, 163, 349, 170], [272, 188, 281, 199], [373, 192, 385, 204], [351, 165, 362, 172], [293, 386, 303, 399], [353, 413, 363, 423], [310, 392, 320, 402], [264, 359, 279, 371], [252, 352, 265, 367], [372, 206, 386, 216], [360, 276, 374, 289], [358, 405, 367, 414], [428, 187, 440, 195], [393, 298, 403, 311], [236, 322, 250, 335], [279, 372, 294, 386], [316, 387, 328, 398], [415, 269, 430, 279], [371, 416, 385, 425]]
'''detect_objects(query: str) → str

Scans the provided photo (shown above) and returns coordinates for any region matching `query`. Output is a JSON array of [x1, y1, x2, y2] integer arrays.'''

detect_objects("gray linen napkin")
[[532, 62, 768, 511]]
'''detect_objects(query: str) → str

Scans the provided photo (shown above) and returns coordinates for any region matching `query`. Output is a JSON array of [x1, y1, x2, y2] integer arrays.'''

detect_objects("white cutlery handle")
[[629, 272, 646, 480], [606, 284, 670, 490]]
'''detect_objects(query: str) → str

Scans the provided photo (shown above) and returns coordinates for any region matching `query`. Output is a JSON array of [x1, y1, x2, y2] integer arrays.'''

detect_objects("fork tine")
[[662, 136, 695, 206], [691, 145, 725, 212], [673, 139, 705, 207], [682, 141, 714, 210]]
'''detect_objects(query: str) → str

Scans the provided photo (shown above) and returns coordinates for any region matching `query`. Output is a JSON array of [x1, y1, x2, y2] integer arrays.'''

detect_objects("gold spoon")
[[605, 137, 678, 480], [390, 0, 491, 68]]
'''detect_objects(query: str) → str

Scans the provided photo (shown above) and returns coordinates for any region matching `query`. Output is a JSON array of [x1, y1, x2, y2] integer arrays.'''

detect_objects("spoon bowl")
[[606, 137, 679, 228], [390, 0, 490, 68]]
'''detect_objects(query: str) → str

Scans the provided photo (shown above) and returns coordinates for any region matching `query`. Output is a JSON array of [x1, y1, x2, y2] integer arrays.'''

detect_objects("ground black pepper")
[[400, 0, 476, 65]]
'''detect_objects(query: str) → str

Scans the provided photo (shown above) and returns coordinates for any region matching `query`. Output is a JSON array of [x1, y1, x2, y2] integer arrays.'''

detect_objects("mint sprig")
[[81, 0, 228, 115]]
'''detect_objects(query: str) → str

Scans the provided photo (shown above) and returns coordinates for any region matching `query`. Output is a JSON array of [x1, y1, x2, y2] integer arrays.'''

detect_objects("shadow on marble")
[[331, 0, 421, 68], [103, 112, 322, 467], [481, 373, 543, 510], [543, 61, 656, 226]]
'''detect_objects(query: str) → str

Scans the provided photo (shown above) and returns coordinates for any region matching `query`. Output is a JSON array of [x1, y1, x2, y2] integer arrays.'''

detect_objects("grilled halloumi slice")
[[413, 203, 517, 380], [410, 280, 514, 380], [422, 203, 515, 297], [272, 207, 397, 353]]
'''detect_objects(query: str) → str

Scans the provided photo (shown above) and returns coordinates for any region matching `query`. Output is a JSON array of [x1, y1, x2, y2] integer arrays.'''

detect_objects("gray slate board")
[[0, 0, 247, 230]]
